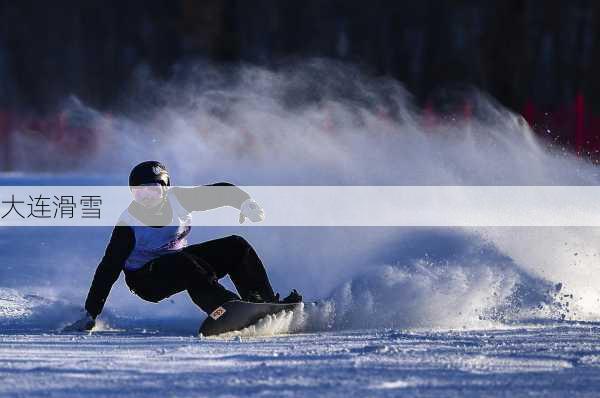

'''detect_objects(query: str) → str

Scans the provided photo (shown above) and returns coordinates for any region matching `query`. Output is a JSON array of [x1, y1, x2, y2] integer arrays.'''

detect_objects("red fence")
[[1, 96, 599, 171], [0, 111, 12, 170], [522, 93, 600, 161]]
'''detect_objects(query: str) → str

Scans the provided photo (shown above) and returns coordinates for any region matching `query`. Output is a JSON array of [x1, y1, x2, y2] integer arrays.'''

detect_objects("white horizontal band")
[[0, 186, 598, 226]]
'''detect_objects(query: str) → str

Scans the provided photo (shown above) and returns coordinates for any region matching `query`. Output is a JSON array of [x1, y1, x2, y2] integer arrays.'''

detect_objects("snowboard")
[[198, 300, 301, 337]]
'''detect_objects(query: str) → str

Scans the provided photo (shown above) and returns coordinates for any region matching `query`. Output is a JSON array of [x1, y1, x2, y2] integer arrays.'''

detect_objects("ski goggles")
[[131, 183, 164, 202]]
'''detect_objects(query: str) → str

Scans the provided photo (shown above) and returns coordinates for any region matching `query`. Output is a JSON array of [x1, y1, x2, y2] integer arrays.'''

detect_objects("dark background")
[[1, 0, 599, 168]]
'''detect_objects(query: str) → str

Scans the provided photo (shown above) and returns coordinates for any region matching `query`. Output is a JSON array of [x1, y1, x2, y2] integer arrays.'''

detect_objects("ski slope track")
[[1, 324, 600, 397], [1, 292, 600, 397]]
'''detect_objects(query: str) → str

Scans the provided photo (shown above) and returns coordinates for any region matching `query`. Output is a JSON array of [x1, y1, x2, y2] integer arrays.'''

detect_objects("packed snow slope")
[[2, 325, 600, 398]]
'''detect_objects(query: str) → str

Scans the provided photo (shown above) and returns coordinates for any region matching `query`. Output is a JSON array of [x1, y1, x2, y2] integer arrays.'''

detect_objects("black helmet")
[[129, 161, 170, 187]]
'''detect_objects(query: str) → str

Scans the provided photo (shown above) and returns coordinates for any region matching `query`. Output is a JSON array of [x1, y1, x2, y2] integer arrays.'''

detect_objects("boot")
[[245, 290, 277, 303], [279, 289, 302, 304]]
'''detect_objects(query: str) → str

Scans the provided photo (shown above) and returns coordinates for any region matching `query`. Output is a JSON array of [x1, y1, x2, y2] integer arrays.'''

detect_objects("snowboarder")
[[65, 160, 302, 332]]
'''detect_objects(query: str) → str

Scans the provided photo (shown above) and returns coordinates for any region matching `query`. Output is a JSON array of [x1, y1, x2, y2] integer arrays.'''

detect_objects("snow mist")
[[2, 59, 600, 333]]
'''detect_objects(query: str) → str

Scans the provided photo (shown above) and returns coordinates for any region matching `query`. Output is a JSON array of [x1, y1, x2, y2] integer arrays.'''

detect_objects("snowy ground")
[[1, 322, 600, 397]]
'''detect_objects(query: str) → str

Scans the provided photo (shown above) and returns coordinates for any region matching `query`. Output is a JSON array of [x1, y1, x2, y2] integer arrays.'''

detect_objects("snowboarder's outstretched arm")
[[85, 224, 135, 318], [172, 182, 264, 223], [65, 224, 134, 331]]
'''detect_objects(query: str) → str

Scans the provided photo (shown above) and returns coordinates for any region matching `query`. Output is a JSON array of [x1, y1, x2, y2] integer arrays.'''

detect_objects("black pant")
[[124, 235, 275, 314]]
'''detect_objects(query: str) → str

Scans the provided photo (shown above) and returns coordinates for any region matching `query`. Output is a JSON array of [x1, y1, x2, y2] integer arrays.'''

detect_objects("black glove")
[[63, 311, 96, 332]]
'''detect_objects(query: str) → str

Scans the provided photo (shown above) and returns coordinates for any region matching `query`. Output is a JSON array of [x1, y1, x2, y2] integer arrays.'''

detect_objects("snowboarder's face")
[[131, 183, 164, 209]]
